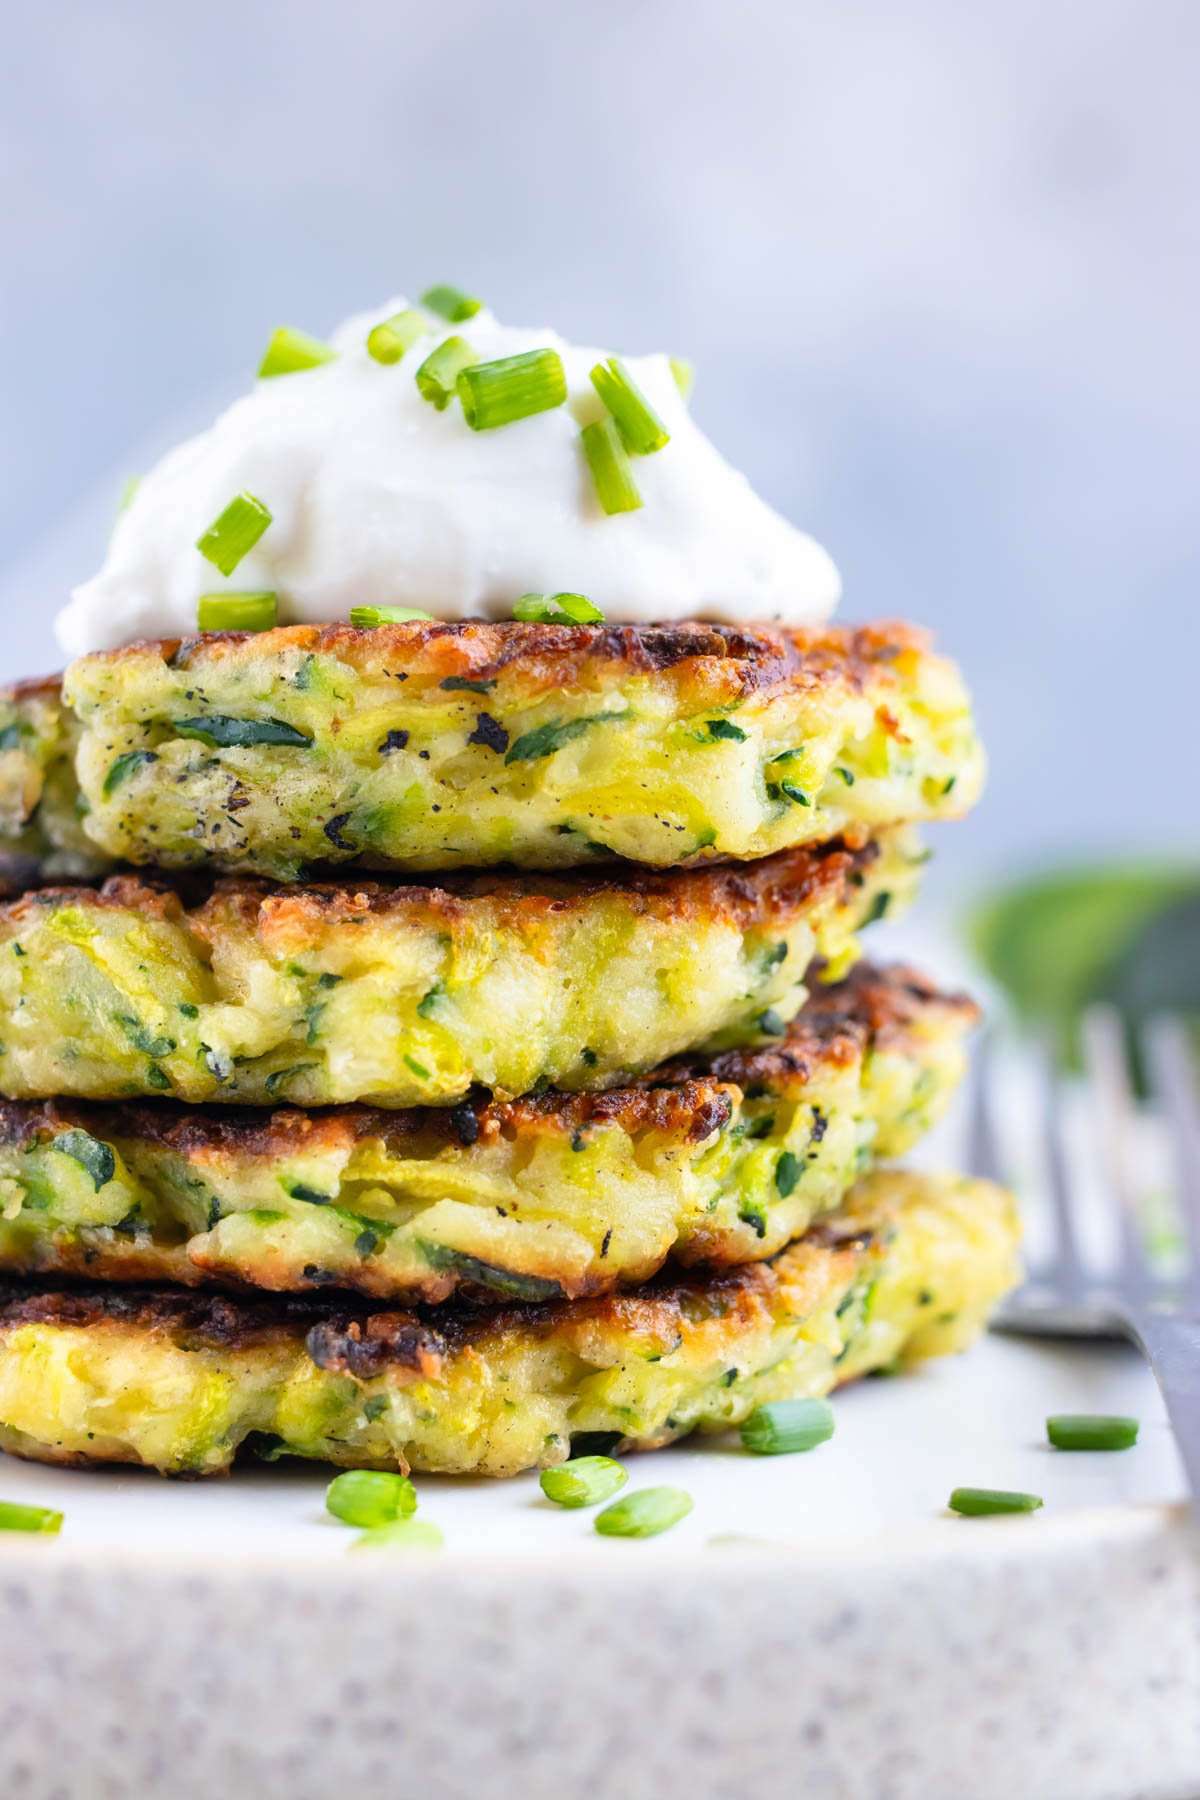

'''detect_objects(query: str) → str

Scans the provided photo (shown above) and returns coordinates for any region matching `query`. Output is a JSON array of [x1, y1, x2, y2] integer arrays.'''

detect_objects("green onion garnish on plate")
[[582, 418, 642, 515], [0, 1499, 62, 1534], [590, 356, 669, 455], [197, 592, 278, 633], [366, 309, 428, 366], [512, 592, 604, 625], [1047, 1414, 1139, 1451], [349, 605, 435, 627], [420, 285, 483, 323], [540, 1456, 628, 1509], [326, 1469, 417, 1528], [258, 326, 337, 378], [949, 1487, 1044, 1516], [195, 492, 272, 577], [594, 1486, 693, 1539], [415, 335, 479, 410], [458, 350, 567, 430], [350, 1517, 444, 1553], [740, 1398, 835, 1456]]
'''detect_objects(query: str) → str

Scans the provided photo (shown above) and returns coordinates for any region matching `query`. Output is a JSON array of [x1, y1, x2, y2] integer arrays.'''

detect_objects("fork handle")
[[1128, 1311, 1200, 1508]]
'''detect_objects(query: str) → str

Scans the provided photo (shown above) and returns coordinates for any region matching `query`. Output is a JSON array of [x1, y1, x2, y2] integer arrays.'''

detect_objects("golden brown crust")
[[0, 962, 974, 1162], [0, 833, 880, 941], [0, 1217, 866, 1373], [75, 617, 928, 710]]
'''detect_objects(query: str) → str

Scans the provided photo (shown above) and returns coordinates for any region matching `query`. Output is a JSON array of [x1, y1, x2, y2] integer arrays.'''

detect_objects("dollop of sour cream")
[[57, 300, 841, 654]]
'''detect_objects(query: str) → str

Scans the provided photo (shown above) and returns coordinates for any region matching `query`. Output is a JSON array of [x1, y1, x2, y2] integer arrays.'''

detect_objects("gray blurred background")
[[2, 0, 1197, 899]]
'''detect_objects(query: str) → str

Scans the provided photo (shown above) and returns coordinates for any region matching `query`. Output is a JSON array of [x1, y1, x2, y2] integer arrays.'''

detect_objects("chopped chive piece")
[[512, 592, 604, 625], [349, 605, 435, 626], [590, 356, 670, 454], [415, 335, 479, 409], [540, 1456, 628, 1509], [116, 474, 140, 517], [669, 356, 694, 400], [949, 1487, 1043, 1516], [458, 349, 567, 430], [350, 1517, 443, 1553], [325, 1469, 417, 1528], [0, 1499, 62, 1534], [197, 591, 278, 633], [258, 326, 337, 378], [1046, 1414, 1139, 1452], [581, 418, 642, 515], [594, 1486, 692, 1539], [740, 1399, 835, 1456], [196, 491, 272, 577], [420, 284, 483, 323], [366, 308, 428, 366]]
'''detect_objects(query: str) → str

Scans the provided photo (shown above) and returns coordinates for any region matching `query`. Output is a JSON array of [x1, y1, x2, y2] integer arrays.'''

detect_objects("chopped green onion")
[[116, 474, 140, 517], [590, 356, 669, 455], [366, 308, 428, 366], [0, 1499, 62, 1534], [512, 592, 604, 625], [326, 1469, 417, 1528], [740, 1398, 835, 1456], [669, 357, 695, 401], [197, 592, 278, 633], [415, 335, 479, 409], [195, 491, 272, 577], [258, 326, 337, 378], [540, 1456, 628, 1509], [949, 1487, 1044, 1517], [349, 606, 435, 626], [350, 1517, 443, 1553], [595, 1486, 692, 1539], [581, 418, 642, 515], [420, 284, 484, 323], [458, 349, 567, 430], [1047, 1414, 1139, 1452]]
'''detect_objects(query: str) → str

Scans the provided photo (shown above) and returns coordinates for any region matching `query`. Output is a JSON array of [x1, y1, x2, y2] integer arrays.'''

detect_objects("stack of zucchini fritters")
[[0, 617, 1018, 1477]]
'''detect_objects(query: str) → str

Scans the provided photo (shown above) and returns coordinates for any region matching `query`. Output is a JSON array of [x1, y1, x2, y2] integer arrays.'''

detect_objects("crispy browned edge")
[[0, 962, 976, 1163], [0, 833, 883, 944], [62, 618, 929, 707], [0, 1207, 872, 1380], [0, 674, 63, 706]]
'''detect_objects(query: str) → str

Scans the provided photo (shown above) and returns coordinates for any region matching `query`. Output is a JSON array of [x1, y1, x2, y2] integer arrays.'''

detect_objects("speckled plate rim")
[[0, 1503, 1196, 1800]]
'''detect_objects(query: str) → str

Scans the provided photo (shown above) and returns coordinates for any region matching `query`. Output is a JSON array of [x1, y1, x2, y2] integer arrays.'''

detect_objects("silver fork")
[[969, 1006, 1200, 1508]]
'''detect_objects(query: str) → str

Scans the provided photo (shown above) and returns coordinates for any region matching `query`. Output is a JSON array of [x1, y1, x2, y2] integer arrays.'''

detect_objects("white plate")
[[0, 1328, 1196, 1800]]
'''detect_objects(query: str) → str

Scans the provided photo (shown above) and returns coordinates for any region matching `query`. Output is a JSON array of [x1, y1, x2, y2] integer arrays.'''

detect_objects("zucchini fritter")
[[0, 620, 982, 879], [0, 963, 974, 1301], [0, 675, 102, 883], [0, 1170, 1020, 1477], [0, 831, 920, 1108]]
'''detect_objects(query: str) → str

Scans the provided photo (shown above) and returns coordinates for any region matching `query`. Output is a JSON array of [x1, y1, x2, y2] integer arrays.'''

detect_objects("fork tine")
[[1081, 1005, 1152, 1300], [1143, 1015, 1200, 1299], [965, 1029, 1007, 1184], [1037, 1029, 1086, 1298]]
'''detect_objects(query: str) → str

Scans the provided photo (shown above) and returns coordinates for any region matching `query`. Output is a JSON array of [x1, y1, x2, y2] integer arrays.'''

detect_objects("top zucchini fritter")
[[1, 619, 982, 879]]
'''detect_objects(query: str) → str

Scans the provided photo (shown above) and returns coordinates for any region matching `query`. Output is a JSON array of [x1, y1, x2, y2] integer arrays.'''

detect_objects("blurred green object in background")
[[969, 864, 1200, 1067]]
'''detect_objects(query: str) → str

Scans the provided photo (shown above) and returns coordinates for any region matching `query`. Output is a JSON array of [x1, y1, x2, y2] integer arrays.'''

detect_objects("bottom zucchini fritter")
[[0, 1170, 1018, 1478]]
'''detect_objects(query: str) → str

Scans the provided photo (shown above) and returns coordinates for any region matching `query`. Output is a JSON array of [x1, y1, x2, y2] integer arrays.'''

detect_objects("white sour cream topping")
[[57, 301, 841, 654]]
